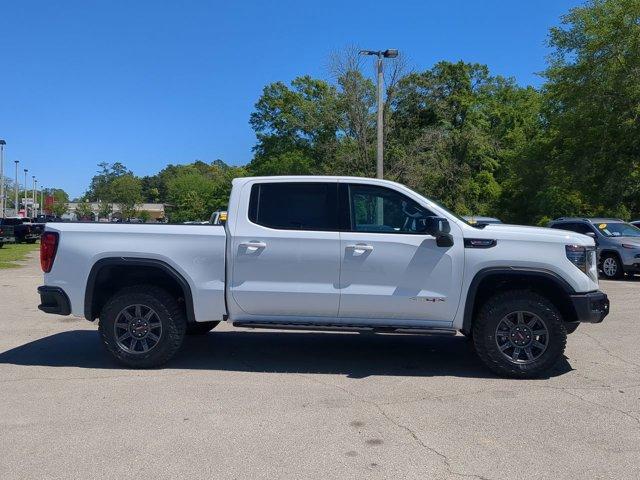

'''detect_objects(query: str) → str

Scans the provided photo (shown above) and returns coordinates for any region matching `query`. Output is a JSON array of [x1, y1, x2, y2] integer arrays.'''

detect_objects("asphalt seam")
[[304, 375, 494, 480]]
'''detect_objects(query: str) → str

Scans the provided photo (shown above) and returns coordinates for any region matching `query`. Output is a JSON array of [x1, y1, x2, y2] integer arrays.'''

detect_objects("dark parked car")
[[0, 218, 40, 244], [0, 223, 16, 247], [548, 217, 640, 280], [35, 214, 63, 223]]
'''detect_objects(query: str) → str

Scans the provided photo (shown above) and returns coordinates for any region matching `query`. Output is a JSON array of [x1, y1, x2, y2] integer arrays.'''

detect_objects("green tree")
[[540, 0, 640, 219], [388, 61, 541, 216], [162, 161, 244, 222], [86, 162, 132, 202], [97, 201, 113, 219], [249, 76, 341, 175], [44, 188, 70, 217], [166, 171, 215, 222], [110, 175, 142, 220], [75, 201, 93, 220], [138, 210, 151, 223]]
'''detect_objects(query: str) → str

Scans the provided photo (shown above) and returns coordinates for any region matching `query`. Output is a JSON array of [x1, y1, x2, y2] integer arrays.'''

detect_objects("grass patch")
[[0, 242, 40, 269]]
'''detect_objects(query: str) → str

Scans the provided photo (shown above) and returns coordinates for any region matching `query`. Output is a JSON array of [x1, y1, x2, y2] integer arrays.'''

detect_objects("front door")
[[229, 181, 341, 319], [338, 183, 464, 323]]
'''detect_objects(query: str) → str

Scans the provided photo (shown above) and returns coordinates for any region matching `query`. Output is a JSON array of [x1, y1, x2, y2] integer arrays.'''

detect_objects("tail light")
[[40, 232, 59, 273]]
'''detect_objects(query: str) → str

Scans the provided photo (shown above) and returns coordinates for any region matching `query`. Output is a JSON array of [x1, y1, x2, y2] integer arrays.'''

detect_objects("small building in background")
[[64, 203, 166, 222]]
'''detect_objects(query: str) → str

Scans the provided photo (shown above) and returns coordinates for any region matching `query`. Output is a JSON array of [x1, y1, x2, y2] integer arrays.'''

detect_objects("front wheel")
[[601, 254, 623, 280], [98, 285, 186, 368], [473, 290, 567, 378]]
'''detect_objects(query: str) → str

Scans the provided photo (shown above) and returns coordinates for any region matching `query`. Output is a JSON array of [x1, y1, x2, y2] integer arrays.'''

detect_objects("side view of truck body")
[[37, 176, 609, 377]]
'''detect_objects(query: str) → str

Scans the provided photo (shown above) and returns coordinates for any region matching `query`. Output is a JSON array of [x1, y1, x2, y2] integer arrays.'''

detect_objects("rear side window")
[[249, 182, 338, 231]]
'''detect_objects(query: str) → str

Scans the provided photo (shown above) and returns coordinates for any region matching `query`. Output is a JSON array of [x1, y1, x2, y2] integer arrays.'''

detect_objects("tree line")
[[75, 0, 639, 224]]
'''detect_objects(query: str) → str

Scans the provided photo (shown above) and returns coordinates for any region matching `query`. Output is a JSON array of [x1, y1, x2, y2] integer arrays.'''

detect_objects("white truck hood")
[[473, 223, 595, 247]]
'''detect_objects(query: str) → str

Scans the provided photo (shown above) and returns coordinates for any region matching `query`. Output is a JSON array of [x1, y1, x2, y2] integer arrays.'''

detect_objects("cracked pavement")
[[1, 253, 639, 479]]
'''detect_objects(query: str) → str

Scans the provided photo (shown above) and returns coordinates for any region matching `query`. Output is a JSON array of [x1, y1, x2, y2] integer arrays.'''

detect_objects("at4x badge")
[[410, 297, 446, 303]]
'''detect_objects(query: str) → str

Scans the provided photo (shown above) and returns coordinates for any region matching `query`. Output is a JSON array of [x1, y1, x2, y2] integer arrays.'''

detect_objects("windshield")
[[406, 189, 476, 227], [595, 222, 640, 237]]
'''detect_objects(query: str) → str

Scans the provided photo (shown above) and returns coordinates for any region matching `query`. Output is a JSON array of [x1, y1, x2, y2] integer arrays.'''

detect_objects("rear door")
[[229, 181, 341, 318], [337, 182, 464, 323]]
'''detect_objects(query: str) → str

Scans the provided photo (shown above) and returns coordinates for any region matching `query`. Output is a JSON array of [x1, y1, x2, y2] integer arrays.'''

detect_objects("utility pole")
[[40, 188, 44, 216], [358, 49, 398, 179], [0, 139, 6, 218], [376, 55, 384, 179], [14, 160, 19, 216], [23, 169, 28, 217]]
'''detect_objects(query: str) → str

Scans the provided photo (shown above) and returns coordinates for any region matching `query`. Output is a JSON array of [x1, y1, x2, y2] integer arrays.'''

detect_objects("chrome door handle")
[[240, 241, 267, 253], [346, 244, 373, 255]]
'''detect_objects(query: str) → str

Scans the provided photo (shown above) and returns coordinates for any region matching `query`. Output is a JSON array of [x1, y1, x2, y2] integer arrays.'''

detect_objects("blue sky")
[[0, 0, 582, 198]]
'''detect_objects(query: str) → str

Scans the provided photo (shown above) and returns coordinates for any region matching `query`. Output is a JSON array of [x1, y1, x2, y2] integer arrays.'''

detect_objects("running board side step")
[[232, 321, 457, 336]]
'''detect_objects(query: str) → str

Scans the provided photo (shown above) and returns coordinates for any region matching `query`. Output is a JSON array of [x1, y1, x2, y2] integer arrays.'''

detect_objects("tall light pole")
[[23, 169, 28, 217], [40, 187, 44, 216], [32, 176, 36, 219], [0, 139, 6, 218], [14, 160, 19, 215], [358, 49, 398, 179]]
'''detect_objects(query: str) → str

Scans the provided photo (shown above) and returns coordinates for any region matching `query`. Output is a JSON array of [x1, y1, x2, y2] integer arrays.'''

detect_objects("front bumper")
[[37, 286, 71, 315], [1, 236, 15, 244], [570, 290, 609, 323]]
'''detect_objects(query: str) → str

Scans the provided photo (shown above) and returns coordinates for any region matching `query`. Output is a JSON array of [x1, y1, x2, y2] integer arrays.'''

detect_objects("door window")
[[249, 182, 338, 231], [348, 184, 433, 234]]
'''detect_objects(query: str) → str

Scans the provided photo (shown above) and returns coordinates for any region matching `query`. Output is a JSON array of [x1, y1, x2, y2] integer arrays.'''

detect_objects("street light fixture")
[[358, 49, 398, 179], [0, 139, 6, 218]]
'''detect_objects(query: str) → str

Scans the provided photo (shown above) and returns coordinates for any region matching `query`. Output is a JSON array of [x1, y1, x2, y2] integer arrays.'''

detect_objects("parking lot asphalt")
[[1, 253, 639, 480]]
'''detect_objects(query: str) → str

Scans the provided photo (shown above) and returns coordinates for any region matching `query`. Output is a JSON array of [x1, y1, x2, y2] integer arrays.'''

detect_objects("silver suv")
[[548, 218, 640, 280]]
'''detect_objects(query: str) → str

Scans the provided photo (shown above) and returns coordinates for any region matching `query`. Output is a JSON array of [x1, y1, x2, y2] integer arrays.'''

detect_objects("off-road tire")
[[472, 290, 567, 378], [186, 321, 220, 335], [600, 253, 623, 280], [98, 285, 186, 368]]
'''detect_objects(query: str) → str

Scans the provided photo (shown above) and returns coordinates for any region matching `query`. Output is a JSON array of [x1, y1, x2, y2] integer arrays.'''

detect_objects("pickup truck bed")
[[42, 222, 227, 322]]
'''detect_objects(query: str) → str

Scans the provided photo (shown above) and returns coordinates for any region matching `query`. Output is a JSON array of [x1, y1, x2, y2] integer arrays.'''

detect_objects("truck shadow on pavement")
[[0, 329, 572, 379]]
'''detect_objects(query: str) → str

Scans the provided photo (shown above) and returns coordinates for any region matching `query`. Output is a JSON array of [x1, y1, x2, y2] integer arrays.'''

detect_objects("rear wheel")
[[473, 290, 567, 378], [601, 253, 623, 280], [98, 285, 186, 368], [186, 321, 220, 335], [26, 239, 37, 244]]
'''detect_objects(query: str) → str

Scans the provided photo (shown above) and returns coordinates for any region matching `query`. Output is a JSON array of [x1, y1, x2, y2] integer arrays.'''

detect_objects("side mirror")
[[423, 216, 454, 247], [585, 231, 598, 245]]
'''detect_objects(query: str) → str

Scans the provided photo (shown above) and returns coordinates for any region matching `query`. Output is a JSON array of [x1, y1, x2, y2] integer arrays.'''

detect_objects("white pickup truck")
[[37, 176, 609, 377]]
